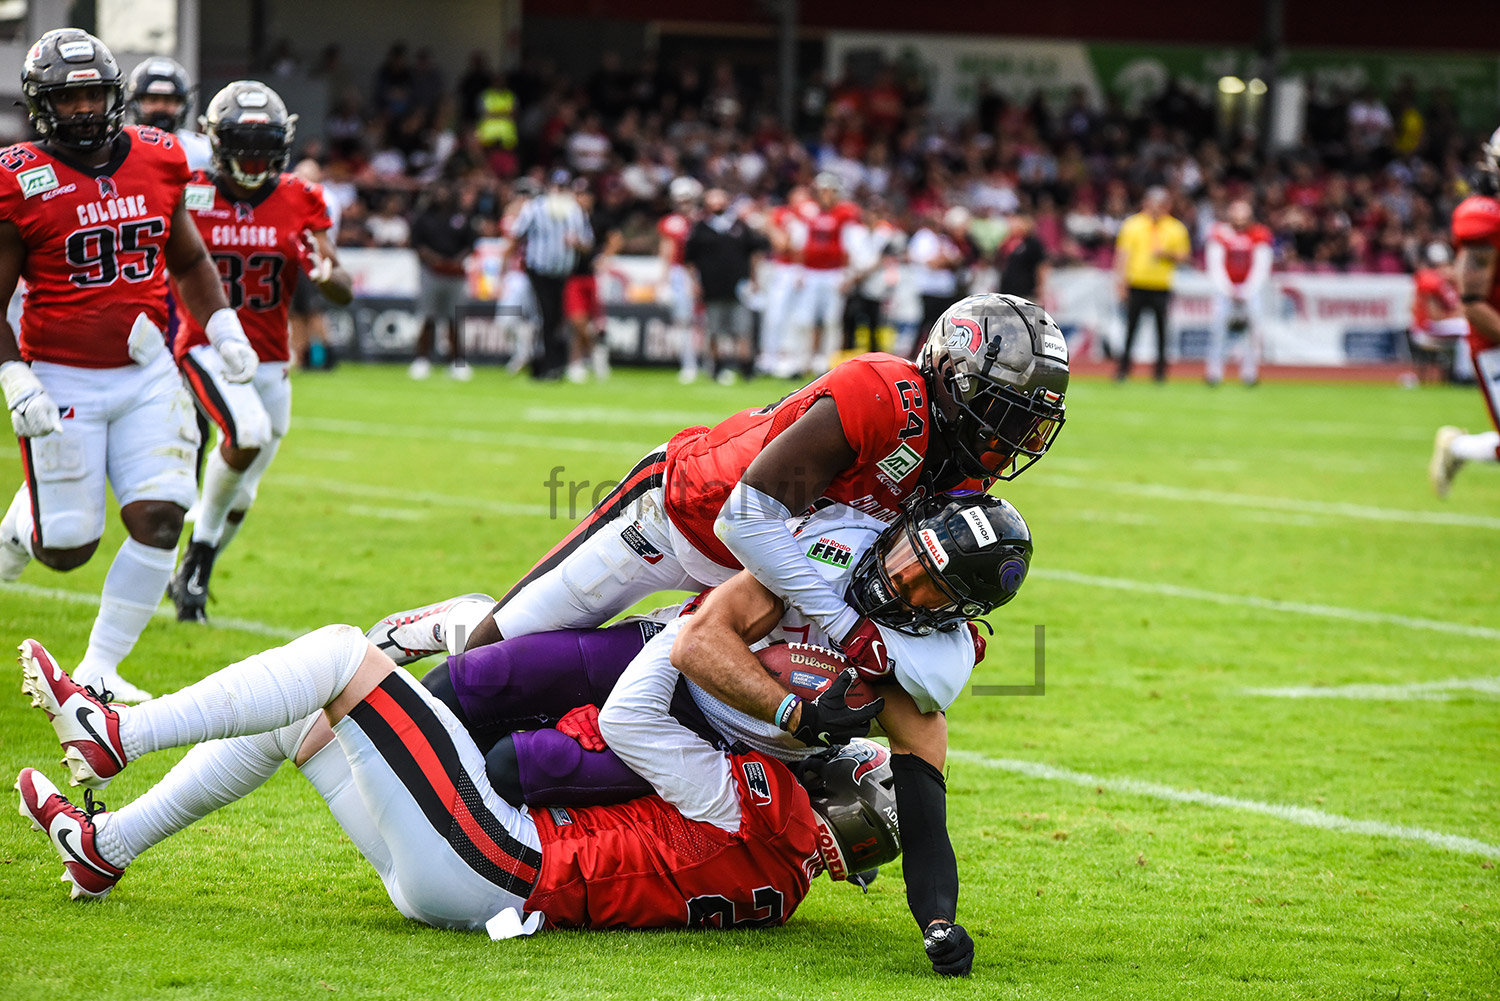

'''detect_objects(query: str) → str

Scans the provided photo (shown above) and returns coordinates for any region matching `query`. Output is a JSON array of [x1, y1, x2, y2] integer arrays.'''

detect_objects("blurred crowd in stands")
[[276, 40, 1486, 276]]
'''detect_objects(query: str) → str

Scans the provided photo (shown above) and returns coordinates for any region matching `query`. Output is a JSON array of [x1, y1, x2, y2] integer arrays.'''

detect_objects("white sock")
[[1451, 431, 1500, 462], [218, 513, 246, 552], [299, 738, 394, 879], [194, 449, 246, 547], [116, 624, 367, 760], [1, 485, 34, 555], [74, 538, 176, 683], [93, 723, 294, 868]]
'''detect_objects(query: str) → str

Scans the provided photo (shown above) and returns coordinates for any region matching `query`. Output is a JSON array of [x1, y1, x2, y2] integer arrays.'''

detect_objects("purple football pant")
[[446, 622, 659, 805]]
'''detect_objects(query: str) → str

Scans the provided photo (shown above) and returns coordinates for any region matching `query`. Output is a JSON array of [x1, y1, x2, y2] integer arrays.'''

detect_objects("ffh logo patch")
[[741, 761, 773, 806]]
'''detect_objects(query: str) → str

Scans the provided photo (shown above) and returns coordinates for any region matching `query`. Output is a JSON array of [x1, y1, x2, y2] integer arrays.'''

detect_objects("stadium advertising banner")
[[1048, 267, 1415, 366], [334, 248, 1412, 369], [827, 32, 1500, 130]]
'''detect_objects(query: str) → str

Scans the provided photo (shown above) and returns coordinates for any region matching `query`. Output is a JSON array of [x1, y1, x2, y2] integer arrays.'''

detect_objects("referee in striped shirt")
[[512, 169, 593, 379]]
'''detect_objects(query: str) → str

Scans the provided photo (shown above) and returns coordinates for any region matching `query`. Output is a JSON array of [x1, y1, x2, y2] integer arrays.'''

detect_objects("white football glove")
[[205, 308, 258, 384], [0, 360, 62, 438]]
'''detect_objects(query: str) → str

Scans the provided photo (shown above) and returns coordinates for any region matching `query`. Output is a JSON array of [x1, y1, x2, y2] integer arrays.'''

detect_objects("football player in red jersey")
[[0, 29, 257, 702], [659, 176, 702, 382], [1409, 242, 1466, 384], [1204, 199, 1273, 387], [1430, 128, 1500, 498], [16, 625, 896, 937], [756, 185, 811, 376], [167, 81, 351, 622], [795, 172, 861, 373], [380, 293, 1064, 686]]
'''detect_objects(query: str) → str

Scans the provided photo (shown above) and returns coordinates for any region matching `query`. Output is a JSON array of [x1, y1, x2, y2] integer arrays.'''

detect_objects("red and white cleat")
[[366, 593, 495, 665], [16, 767, 124, 900], [19, 639, 128, 790]]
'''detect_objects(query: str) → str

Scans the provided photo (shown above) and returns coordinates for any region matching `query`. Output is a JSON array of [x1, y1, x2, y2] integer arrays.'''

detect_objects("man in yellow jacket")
[[1114, 187, 1191, 381]]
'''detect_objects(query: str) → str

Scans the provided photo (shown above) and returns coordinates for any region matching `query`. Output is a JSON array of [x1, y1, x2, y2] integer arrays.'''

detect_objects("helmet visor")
[[882, 530, 959, 614]]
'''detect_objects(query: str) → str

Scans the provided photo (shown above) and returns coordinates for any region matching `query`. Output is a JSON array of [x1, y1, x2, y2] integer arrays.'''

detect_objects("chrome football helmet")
[[919, 293, 1069, 484], [800, 738, 901, 881]]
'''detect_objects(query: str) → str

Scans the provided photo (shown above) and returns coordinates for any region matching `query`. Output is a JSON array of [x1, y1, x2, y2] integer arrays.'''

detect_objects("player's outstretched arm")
[[0, 220, 26, 365], [164, 198, 231, 325], [308, 231, 353, 306], [0, 220, 61, 438], [881, 687, 972, 976], [1458, 241, 1500, 345], [719, 397, 864, 643]]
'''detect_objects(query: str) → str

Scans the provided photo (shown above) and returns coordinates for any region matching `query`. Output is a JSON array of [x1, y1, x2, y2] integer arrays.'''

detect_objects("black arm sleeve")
[[891, 752, 959, 927]]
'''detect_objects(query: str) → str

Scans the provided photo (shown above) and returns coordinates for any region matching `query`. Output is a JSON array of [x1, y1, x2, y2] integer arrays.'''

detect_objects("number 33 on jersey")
[[0, 125, 187, 368], [171, 168, 331, 364]]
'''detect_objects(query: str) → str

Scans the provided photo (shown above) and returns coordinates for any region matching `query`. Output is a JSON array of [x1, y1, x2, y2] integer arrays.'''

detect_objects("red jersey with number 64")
[[172, 171, 331, 363], [664, 353, 934, 569], [0, 126, 189, 368]]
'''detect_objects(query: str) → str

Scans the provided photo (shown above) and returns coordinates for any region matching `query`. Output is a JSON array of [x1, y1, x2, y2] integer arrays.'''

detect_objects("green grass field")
[[1, 364, 1496, 1000]]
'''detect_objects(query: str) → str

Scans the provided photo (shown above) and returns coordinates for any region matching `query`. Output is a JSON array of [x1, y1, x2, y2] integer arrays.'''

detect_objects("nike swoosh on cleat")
[[185, 576, 205, 597], [75, 707, 124, 769], [55, 828, 114, 879]]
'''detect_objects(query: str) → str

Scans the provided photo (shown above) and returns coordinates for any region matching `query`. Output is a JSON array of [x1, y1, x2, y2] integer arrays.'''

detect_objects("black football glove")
[[786, 668, 884, 748], [923, 920, 974, 977]]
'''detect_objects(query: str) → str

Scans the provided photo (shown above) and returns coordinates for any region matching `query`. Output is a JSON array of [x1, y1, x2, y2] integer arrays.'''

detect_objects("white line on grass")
[[296, 416, 651, 457], [279, 474, 562, 519], [1244, 677, 1500, 701], [1036, 474, 1500, 532], [522, 405, 719, 426], [343, 504, 430, 522], [1031, 568, 1500, 642], [0, 581, 299, 640], [950, 750, 1500, 860]]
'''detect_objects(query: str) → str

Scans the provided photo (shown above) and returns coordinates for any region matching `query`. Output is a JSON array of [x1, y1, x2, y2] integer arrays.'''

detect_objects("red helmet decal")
[[948, 317, 984, 354]]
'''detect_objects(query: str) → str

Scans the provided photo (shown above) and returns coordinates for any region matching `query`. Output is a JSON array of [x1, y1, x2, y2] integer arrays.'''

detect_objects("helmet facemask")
[[931, 357, 1066, 481], [35, 83, 123, 151], [212, 121, 292, 190]]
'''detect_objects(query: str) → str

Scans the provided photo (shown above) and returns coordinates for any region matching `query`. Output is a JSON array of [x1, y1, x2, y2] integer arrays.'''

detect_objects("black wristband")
[[1462, 293, 1486, 304], [891, 753, 959, 926]]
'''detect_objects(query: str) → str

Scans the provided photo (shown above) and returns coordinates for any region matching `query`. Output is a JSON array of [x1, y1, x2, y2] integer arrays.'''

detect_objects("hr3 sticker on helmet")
[[958, 506, 997, 548], [876, 442, 922, 482], [918, 528, 950, 569]]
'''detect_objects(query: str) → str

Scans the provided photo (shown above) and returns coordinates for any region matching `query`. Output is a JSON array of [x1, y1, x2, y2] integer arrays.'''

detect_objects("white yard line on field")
[[950, 750, 1500, 860], [343, 504, 430, 522], [521, 405, 721, 426], [1244, 677, 1500, 701], [296, 416, 651, 457], [0, 581, 299, 640], [1031, 568, 1500, 641], [1099, 410, 1431, 441], [279, 474, 562, 520], [1036, 474, 1500, 531]]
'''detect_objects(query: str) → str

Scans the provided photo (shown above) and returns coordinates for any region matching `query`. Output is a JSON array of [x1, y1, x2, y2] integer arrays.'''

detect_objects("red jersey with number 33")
[[0, 126, 189, 368], [664, 353, 934, 569], [525, 750, 819, 929], [172, 171, 331, 363]]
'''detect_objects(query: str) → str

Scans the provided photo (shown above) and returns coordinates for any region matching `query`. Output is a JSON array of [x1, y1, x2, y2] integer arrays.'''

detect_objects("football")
[[755, 642, 879, 708]]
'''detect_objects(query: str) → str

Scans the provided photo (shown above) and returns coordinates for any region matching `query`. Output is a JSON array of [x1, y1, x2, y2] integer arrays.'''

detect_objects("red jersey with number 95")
[[664, 353, 935, 569], [0, 126, 188, 368], [172, 170, 332, 363]]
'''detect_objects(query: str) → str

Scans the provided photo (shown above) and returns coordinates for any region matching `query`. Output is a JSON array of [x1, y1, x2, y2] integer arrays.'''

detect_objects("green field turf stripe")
[[278, 475, 559, 518], [950, 750, 1500, 860], [0, 581, 299, 640], [1244, 677, 1500, 701], [296, 416, 652, 456], [1037, 475, 1500, 530], [1032, 568, 1500, 640]]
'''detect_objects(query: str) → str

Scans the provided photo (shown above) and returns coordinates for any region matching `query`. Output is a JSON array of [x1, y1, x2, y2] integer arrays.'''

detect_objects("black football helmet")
[[849, 491, 1031, 636], [20, 29, 125, 152], [202, 80, 296, 190], [919, 293, 1069, 484], [126, 56, 194, 132], [799, 738, 901, 881]]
